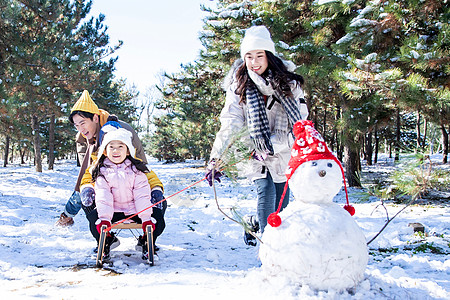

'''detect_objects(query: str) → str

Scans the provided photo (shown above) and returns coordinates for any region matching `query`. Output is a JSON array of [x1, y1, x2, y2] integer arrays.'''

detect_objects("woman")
[[207, 26, 309, 245]]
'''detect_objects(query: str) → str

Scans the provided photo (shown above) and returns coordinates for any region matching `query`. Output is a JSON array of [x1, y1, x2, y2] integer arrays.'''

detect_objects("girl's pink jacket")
[[95, 158, 153, 223]]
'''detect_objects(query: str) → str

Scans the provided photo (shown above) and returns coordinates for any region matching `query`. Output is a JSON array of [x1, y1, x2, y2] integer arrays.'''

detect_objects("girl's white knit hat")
[[97, 127, 135, 158], [240, 25, 276, 59]]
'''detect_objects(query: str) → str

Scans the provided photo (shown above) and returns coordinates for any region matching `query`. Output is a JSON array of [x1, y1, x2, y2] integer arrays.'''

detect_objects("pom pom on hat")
[[240, 25, 276, 60], [268, 120, 354, 228], [71, 90, 100, 115], [97, 127, 135, 159], [267, 212, 282, 227], [344, 205, 355, 216]]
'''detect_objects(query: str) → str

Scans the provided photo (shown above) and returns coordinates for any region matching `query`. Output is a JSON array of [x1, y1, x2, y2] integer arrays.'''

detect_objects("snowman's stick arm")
[[366, 198, 415, 245], [367, 155, 433, 246]]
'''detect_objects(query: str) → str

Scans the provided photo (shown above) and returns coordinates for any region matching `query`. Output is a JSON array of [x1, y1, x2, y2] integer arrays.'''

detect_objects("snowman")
[[259, 120, 368, 292]]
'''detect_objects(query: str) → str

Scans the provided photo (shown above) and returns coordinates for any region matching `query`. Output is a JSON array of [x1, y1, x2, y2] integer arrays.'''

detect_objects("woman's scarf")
[[245, 81, 303, 155]]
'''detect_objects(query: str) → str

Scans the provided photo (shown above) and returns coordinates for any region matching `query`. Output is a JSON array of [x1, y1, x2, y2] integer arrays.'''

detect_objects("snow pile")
[[0, 156, 448, 299]]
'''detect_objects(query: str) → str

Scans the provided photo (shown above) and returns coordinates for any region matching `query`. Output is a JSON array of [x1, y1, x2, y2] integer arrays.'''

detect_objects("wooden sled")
[[96, 222, 154, 267]]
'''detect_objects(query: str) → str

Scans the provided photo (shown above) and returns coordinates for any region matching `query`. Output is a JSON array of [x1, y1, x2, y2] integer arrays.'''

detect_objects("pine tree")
[[0, 0, 125, 170], [149, 0, 448, 173], [330, 0, 449, 164], [148, 62, 224, 161], [199, 0, 256, 67]]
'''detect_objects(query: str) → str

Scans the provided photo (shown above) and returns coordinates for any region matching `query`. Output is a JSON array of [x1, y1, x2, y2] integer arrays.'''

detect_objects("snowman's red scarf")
[[267, 156, 354, 228]]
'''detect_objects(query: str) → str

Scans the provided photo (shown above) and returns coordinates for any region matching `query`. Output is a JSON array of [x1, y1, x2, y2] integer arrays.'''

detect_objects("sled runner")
[[96, 222, 154, 267]]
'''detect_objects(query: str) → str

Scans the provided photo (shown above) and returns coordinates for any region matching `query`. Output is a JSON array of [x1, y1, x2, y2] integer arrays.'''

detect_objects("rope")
[[104, 152, 254, 233], [105, 176, 207, 231]]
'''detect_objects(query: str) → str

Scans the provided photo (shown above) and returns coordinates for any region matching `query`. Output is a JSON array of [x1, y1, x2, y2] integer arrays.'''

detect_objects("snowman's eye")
[[312, 161, 317, 166], [327, 163, 333, 168]]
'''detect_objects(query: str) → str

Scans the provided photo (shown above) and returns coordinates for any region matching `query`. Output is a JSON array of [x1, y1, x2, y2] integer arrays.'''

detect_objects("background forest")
[[1, 0, 449, 188]]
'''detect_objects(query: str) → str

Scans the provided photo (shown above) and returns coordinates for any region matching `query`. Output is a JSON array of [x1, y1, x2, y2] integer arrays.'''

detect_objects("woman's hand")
[[205, 159, 223, 186]]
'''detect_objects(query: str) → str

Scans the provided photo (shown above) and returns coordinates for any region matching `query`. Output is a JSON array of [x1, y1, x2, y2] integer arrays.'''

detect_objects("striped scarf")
[[246, 83, 303, 155]]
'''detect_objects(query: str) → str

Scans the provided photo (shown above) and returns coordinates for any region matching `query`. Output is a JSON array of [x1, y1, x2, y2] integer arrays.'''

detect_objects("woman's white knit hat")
[[97, 127, 135, 158], [240, 25, 276, 59]]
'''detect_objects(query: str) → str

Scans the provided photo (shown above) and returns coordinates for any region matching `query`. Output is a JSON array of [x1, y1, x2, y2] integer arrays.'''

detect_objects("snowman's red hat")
[[286, 120, 337, 180], [268, 120, 355, 228]]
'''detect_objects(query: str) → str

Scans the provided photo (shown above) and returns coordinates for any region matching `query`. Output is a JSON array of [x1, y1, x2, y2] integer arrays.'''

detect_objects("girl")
[[207, 26, 309, 245], [91, 127, 165, 259]]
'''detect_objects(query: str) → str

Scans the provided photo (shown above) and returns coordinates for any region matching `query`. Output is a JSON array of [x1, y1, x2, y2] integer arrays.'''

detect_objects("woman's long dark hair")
[[91, 154, 149, 182], [235, 51, 304, 104]]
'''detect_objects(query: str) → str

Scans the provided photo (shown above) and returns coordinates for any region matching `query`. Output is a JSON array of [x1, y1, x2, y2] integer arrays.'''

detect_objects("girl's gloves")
[[96, 220, 111, 234], [205, 159, 223, 186], [248, 70, 274, 96], [80, 187, 95, 206], [142, 219, 156, 233]]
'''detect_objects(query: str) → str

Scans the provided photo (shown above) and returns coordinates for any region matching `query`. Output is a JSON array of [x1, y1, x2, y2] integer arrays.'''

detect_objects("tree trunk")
[[20, 148, 26, 164], [48, 114, 56, 170], [395, 108, 401, 161], [313, 106, 318, 128], [9, 140, 14, 163], [442, 124, 448, 164], [335, 105, 343, 160], [32, 115, 42, 172], [330, 130, 336, 152], [362, 135, 367, 161], [422, 118, 428, 150], [343, 144, 361, 187], [366, 131, 373, 165], [374, 123, 379, 164], [416, 111, 421, 152], [3, 135, 10, 167], [322, 107, 327, 140]]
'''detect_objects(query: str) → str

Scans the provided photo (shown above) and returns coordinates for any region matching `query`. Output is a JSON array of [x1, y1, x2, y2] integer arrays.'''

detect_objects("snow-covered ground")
[[0, 155, 448, 299]]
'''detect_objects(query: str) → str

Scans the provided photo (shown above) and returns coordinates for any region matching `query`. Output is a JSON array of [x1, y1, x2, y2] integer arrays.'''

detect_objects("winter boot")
[[138, 235, 160, 260], [137, 235, 149, 260], [102, 232, 120, 260], [135, 235, 145, 252], [136, 235, 159, 255], [243, 215, 259, 247], [55, 212, 74, 227]]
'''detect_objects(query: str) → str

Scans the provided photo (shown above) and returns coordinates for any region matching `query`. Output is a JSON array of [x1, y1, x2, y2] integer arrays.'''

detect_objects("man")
[[56, 90, 165, 233]]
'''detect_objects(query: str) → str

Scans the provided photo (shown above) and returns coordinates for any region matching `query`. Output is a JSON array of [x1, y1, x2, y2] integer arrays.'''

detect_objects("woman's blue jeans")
[[255, 172, 290, 233]]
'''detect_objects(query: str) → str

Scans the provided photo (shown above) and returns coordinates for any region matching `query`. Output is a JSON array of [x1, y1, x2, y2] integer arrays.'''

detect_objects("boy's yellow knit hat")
[[71, 90, 100, 115]]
